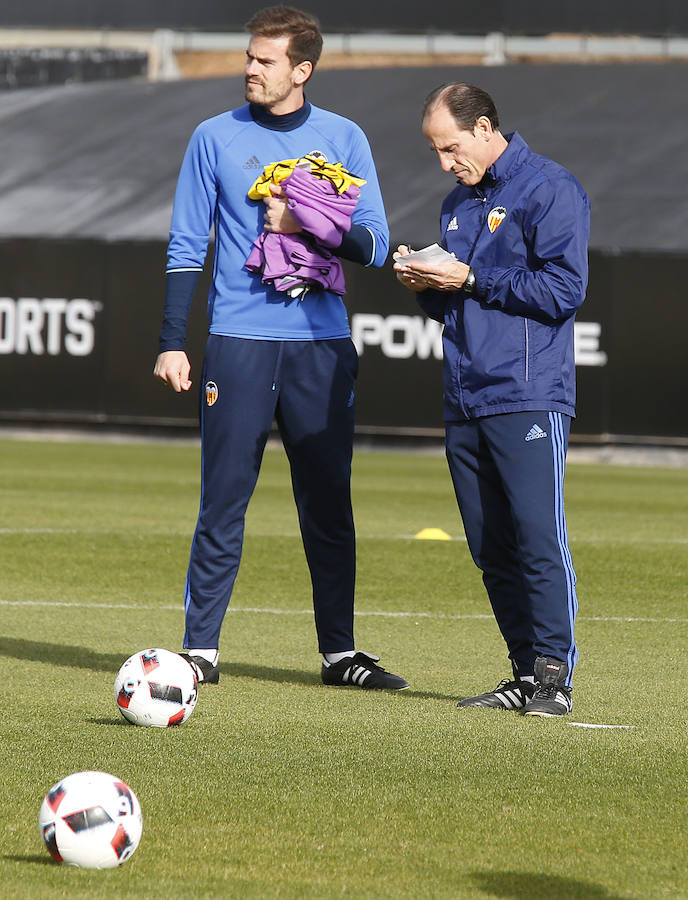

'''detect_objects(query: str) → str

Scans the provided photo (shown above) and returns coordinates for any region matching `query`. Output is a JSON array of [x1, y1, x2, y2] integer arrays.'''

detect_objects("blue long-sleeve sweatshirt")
[[159, 101, 389, 350]]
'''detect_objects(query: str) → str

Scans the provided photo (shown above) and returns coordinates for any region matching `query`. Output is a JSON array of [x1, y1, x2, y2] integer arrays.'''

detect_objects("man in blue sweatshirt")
[[154, 5, 408, 691], [395, 83, 590, 716]]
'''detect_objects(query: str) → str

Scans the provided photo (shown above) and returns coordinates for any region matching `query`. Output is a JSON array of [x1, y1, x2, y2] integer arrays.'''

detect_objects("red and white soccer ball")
[[38, 771, 142, 868], [114, 648, 198, 727]]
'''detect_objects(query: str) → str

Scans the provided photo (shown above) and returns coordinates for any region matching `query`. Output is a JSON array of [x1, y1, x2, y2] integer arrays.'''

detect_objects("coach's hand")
[[153, 350, 192, 392], [394, 245, 471, 292], [393, 245, 428, 292]]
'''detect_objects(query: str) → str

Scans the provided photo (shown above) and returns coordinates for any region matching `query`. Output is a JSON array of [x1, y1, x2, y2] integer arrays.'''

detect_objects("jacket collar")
[[480, 131, 529, 187]]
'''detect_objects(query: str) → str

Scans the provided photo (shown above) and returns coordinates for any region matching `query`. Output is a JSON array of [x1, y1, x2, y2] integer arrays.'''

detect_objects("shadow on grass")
[[223, 662, 458, 700], [0, 637, 458, 700], [0, 637, 322, 689], [89, 717, 131, 727], [469, 871, 626, 900], [0, 636, 126, 672], [222, 660, 319, 686], [399, 688, 458, 702], [3, 854, 55, 866]]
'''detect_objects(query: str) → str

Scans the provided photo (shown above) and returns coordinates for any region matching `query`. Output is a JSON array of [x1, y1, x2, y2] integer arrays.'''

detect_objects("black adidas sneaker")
[[179, 653, 220, 685], [321, 651, 409, 691], [523, 656, 572, 717], [458, 678, 535, 710]]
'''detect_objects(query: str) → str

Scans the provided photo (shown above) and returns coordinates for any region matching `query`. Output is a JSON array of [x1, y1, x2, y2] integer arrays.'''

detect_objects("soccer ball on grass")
[[38, 770, 142, 868], [114, 648, 198, 727]]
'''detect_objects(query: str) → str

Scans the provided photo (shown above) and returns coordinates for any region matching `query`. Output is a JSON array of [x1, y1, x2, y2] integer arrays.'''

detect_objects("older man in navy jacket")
[[395, 82, 590, 717]]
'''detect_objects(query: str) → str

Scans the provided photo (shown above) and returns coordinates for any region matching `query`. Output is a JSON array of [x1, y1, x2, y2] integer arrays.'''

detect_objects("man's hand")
[[392, 245, 428, 292], [263, 184, 302, 234], [153, 350, 192, 392], [393, 245, 470, 292]]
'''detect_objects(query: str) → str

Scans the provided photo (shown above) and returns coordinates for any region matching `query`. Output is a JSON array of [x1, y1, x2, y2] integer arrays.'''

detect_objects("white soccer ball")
[[38, 770, 142, 868], [114, 648, 198, 727]]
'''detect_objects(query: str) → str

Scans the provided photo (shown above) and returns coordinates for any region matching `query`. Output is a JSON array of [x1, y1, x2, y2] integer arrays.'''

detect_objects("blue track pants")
[[445, 411, 578, 684], [183, 335, 359, 653]]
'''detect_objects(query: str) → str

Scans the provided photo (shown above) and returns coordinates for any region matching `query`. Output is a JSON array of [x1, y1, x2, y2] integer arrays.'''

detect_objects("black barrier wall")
[[0, 237, 685, 442], [3, 0, 688, 35], [0, 49, 148, 90]]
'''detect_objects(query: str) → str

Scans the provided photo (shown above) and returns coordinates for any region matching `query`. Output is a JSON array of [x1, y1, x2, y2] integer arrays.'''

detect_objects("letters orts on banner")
[[0, 297, 101, 357]]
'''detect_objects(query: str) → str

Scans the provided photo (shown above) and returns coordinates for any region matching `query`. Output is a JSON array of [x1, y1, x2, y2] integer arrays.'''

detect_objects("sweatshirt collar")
[[249, 99, 311, 131]]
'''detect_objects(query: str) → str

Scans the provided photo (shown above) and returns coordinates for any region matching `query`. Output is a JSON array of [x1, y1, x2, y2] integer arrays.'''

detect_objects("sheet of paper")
[[395, 243, 456, 265]]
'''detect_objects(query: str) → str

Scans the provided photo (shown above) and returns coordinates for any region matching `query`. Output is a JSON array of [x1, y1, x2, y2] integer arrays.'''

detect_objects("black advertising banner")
[[100, 240, 209, 423], [603, 254, 686, 438], [0, 238, 684, 443], [0, 239, 107, 418], [0, 238, 207, 426], [573, 252, 611, 438], [344, 261, 446, 433]]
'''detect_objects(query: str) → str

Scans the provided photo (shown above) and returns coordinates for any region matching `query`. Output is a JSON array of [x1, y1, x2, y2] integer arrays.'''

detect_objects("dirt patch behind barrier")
[[174, 49, 484, 78]]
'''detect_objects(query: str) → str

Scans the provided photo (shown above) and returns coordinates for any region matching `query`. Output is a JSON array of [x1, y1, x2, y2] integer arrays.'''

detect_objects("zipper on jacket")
[[466, 187, 489, 264], [452, 186, 491, 419], [524, 319, 529, 382]]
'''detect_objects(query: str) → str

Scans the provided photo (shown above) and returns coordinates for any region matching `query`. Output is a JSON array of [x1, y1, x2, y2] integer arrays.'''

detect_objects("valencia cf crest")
[[487, 206, 507, 233], [205, 381, 219, 407]]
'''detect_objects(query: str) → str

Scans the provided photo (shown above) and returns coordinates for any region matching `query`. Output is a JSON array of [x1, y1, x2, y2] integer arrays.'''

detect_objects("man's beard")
[[245, 77, 292, 108]]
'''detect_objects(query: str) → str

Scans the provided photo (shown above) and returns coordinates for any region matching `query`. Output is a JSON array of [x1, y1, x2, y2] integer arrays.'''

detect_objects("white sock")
[[323, 650, 355, 666], [520, 674, 535, 684], [187, 648, 218, 666]]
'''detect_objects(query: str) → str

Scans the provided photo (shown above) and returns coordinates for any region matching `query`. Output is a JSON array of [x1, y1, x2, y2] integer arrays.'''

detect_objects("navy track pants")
[[183, 335, 359, 654], [445, 411, 578, 684]]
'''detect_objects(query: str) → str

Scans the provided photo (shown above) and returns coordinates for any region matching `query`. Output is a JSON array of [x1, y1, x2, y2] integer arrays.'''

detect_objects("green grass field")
[[1, 436, 687, 899]]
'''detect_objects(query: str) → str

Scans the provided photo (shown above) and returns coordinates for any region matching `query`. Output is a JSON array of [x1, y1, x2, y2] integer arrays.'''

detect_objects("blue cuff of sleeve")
[[337, 224, 375, 266], [158, 269, 201, 352], [473, 267, 490, 299]]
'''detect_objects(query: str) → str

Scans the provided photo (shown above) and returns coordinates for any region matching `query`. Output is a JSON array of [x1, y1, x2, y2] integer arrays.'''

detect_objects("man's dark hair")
[[423, 82, 500, 131], [246, 6, 323, 69]]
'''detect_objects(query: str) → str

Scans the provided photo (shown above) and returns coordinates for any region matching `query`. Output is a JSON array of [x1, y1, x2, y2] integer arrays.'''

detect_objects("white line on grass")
[[1, 600, 687, 624], [568, 723, 635, 729], [0, 528, 449, 539], [1, 527, 687, 545]]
